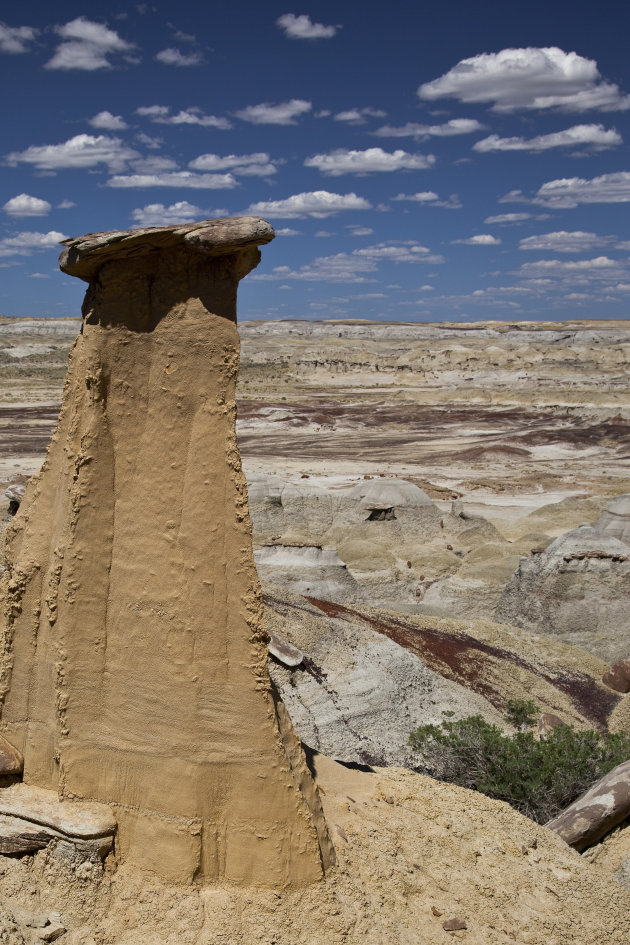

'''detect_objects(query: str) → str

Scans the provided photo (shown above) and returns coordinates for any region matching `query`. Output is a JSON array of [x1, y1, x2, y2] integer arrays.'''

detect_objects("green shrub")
[[409, 711, 630, 824], [504, 699, 539, 731]]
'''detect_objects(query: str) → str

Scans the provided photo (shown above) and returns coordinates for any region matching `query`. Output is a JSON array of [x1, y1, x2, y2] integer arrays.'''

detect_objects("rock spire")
[[0, 217, 334, 885]]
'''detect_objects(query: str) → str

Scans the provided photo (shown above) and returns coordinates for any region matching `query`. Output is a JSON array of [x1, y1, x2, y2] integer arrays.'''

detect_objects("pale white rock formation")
[[345, 477, 434, 513], [254, 545, 365, 602], [496, 525, 630, 662], [596, 494, 630, 545], [264, 592, 507, 768]]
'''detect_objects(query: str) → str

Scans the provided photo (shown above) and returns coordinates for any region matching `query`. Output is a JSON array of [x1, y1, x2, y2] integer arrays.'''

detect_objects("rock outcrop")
[[0, 217, 333, 885], [264, 590, 621, 767], [596, 494, 630, 545], [496, 525, 630, 662], [254, 544, 365, 602]]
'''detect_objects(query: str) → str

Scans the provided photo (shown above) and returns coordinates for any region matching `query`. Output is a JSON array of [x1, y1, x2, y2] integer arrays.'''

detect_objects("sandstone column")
[[0, 217, 333, 884]]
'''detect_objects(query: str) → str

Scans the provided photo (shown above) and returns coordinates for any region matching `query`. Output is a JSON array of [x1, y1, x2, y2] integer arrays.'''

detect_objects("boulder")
[[545, 760, 630, 851], [538, 713, 564, 737], [4, 483, 25, 516], [603, 660, 630, 694], [0, 783, 116, 857]]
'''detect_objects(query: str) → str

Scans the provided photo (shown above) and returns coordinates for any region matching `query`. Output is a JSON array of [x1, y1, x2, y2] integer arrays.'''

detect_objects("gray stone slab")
[[0, 783, 115, 839]]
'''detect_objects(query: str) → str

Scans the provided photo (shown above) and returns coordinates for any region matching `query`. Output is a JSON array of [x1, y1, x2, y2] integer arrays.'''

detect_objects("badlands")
[[0, 222, 630, 942]]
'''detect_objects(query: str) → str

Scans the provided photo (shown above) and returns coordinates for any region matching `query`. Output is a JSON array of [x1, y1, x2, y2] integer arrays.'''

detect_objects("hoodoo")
[[0, 217, 334, 885]]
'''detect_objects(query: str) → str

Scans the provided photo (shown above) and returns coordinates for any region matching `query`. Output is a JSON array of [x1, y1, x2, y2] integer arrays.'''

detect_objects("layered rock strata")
[[0, 217, 333, 885]]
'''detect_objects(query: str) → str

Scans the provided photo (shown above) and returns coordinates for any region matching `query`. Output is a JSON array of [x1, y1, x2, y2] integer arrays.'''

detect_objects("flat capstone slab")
[[58, 216, 275, 282], [0, 783, 116, 840]]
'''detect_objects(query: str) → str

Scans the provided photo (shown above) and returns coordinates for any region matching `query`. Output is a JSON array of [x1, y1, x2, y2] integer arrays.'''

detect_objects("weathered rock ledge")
[[59, 216, 275, 281]]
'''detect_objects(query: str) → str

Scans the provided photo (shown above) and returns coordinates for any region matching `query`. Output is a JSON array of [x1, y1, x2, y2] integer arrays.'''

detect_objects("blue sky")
[[1, 1, 630, 321]]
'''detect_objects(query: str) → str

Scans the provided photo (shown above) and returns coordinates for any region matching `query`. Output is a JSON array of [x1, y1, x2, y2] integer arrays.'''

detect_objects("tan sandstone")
[[0, 217, 333, 886]]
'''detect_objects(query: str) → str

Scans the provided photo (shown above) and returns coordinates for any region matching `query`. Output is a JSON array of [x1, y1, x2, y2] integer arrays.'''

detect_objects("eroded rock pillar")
[[0, 218, 334, 884]]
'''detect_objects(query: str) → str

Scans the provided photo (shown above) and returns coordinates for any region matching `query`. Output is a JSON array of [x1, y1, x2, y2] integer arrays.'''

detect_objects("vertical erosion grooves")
[[0, 218, 334, 885]]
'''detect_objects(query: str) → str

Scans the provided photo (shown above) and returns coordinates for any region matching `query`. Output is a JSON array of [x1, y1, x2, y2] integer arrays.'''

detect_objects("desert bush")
[[504, 698, 539, 731], [409, 710, 630, 824]]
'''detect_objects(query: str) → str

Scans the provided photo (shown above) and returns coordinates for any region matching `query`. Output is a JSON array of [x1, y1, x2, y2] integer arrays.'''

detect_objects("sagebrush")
[[409, 707, 630, 824]]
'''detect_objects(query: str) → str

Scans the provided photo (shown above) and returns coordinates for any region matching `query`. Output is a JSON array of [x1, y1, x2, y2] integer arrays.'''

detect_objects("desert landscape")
[[2, 2, 630, 940], [1, 250, 630, 942]]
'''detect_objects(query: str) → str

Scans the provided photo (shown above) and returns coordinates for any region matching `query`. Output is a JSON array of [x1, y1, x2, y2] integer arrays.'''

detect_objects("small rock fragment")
[[267, 631, 304, 668], [431, 906, 443, 916], [37, 923, 66, 942], [442, 917, 467, 931]]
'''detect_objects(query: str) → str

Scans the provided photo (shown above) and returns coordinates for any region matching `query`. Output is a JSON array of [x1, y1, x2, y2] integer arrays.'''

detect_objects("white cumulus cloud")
[[418, 47, 630, 112], [276, 14, 338, 40], [519, 231, 612, 252], [130, 201, 207, 226], [0, 231, 67, 257], [188, 152, 279, 176], [155, 48, 203, 66], [0, 22, 37, 54], [6, 134, 139, 172], [107, 171, 237, 189], [393, 191, 461, 208], [235, 99, 311, 125], [354, 241, 445, 264], [253, 240, 443, 284], [88, 110, 128, 130], [247, 190, 372, 218], [474, 123, 621, 152], [517, 256, 624, 281], [453, 234, 501, 245], [503, 171, 630, 208], [46, 17, 135, 71], [136, 105, 231, 129], [304, 147, 435, 176], [3, 194, 51, 217], [373, 118, 484, 139], [254, 253, 374, 283], [484, 213, 534, 224], [334, 107, 386, 125]]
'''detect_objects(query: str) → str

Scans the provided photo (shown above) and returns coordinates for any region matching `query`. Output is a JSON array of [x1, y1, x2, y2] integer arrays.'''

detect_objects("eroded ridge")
[[0, 217, 334, 885]]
